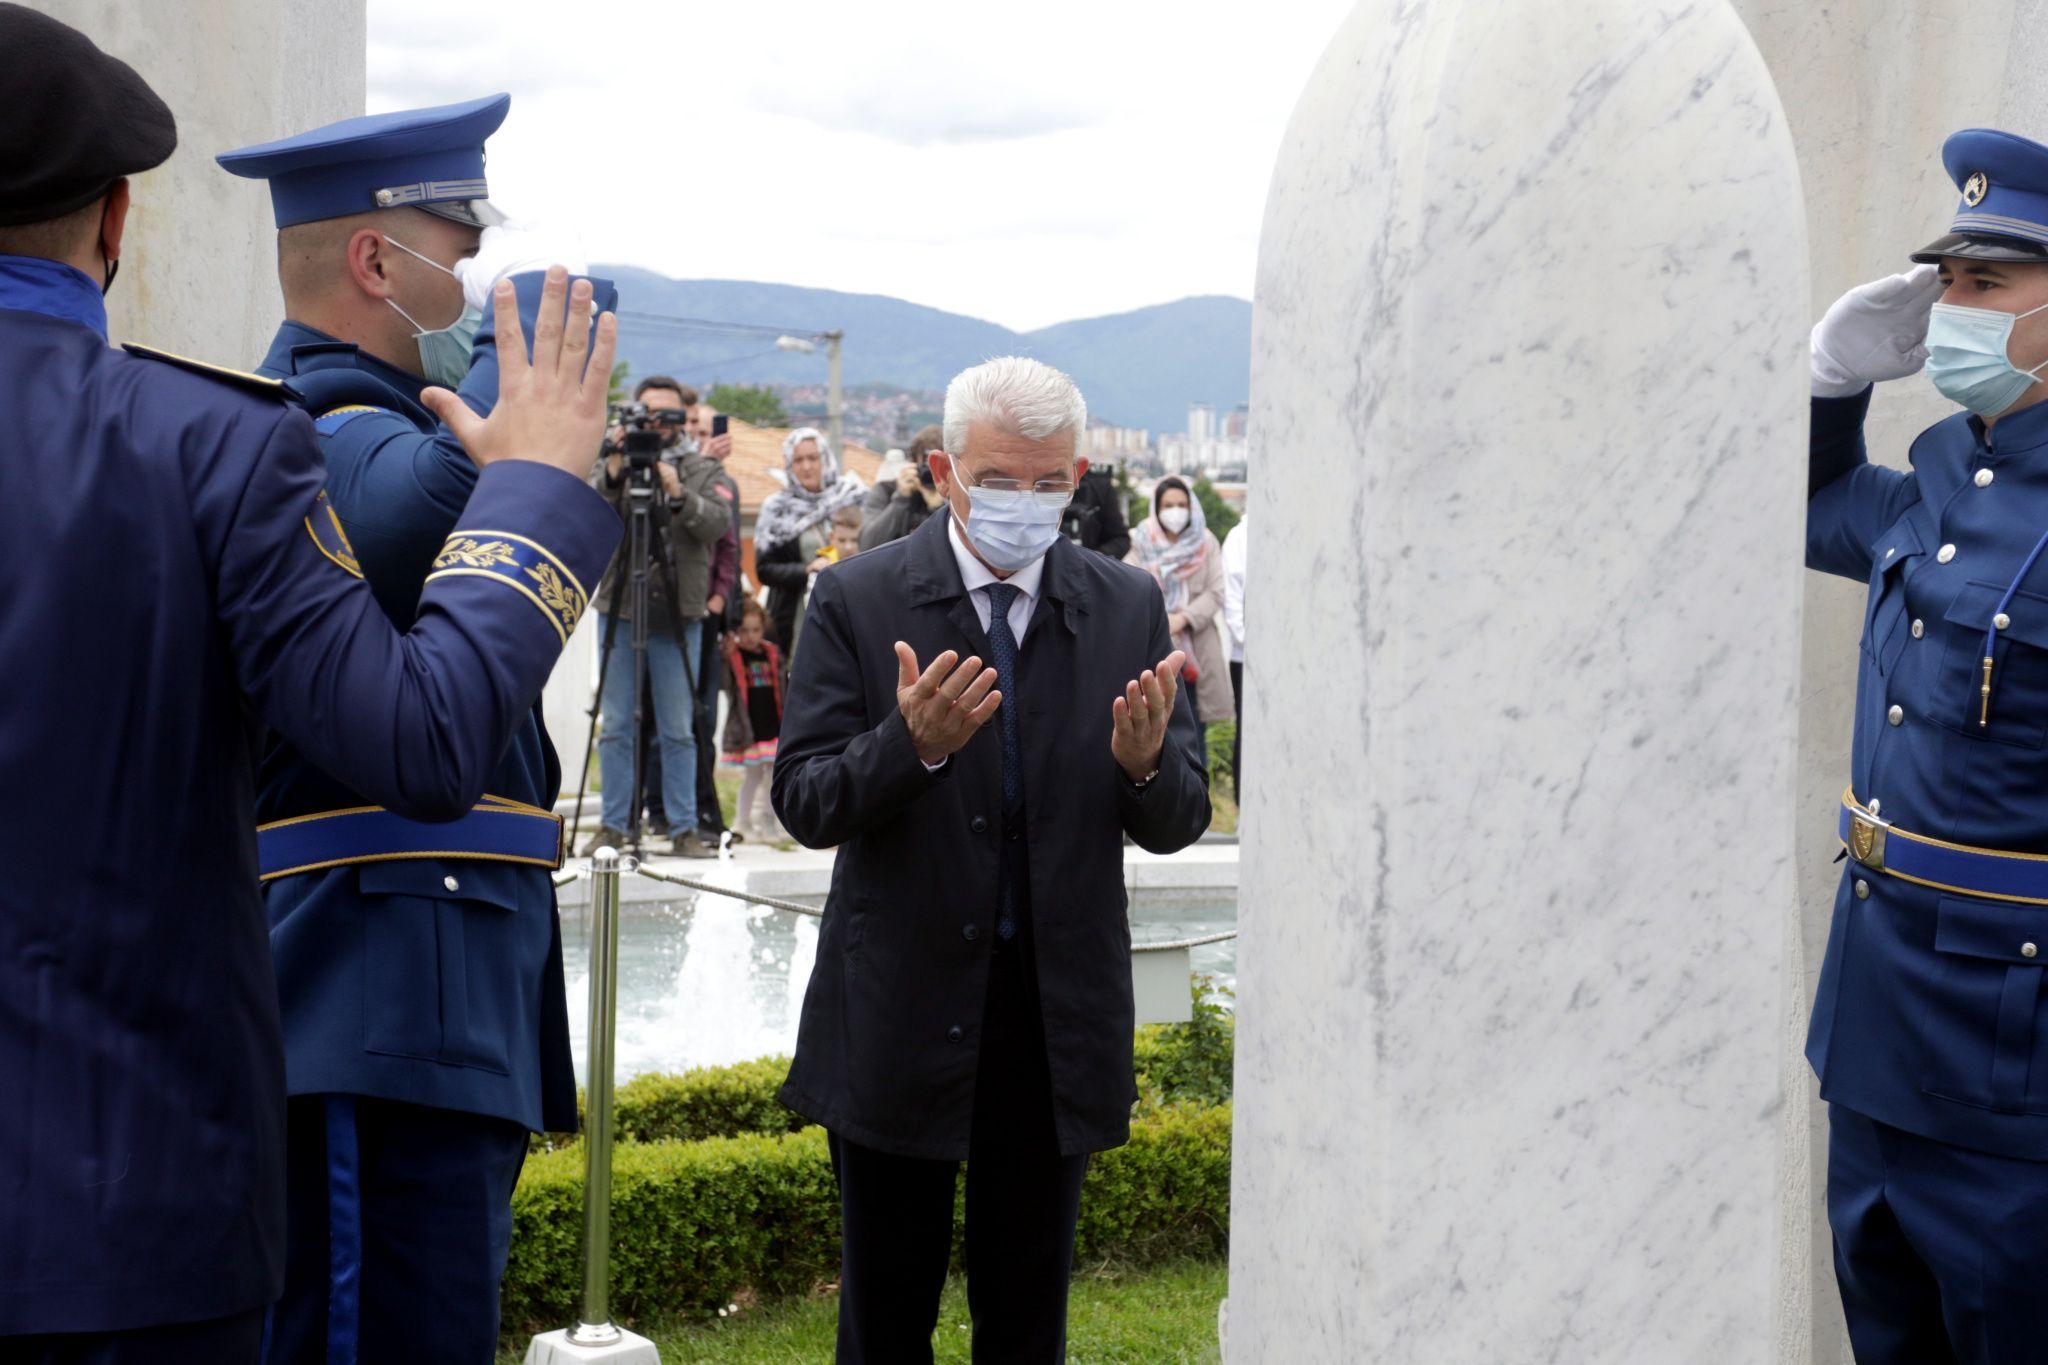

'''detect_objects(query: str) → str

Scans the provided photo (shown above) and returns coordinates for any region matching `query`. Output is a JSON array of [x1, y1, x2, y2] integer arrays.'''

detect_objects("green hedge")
[[503, 1101, 1232, 1334], [550, 987, 1236, 1152]]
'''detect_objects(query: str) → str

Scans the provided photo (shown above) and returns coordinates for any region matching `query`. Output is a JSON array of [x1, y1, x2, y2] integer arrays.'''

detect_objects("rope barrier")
[[629, 862, 1235, 952], [634, 863, 822, 918]]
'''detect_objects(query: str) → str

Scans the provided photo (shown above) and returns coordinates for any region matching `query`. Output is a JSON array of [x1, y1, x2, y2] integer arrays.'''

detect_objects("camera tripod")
[[569, 457, 701, 857]]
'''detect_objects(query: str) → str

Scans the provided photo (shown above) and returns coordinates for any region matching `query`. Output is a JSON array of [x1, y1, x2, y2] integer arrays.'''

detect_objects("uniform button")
[[1977, 468, 1996, 487], [962, 923, 980, 941], [1996, 613, 2012, 631], [1938, 543, 1957, 564], [1912, 619, 1925, 639], [1855, 880, 1871, 900], [946, 1025, 964, 1043], [970, 816, 990, 834], [1887, 704, 1904, 726], [443, 874, 460, 892], [2025, 942, 2039, 958]]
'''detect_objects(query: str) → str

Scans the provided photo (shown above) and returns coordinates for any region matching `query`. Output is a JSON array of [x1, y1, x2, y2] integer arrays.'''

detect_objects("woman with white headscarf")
[[1126, 476, 1234, 751], [755, 426, 866, 658]]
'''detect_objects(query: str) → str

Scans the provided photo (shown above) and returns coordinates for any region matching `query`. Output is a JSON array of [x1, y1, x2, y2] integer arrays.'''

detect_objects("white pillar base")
[[523, 1327, 661, 1364]]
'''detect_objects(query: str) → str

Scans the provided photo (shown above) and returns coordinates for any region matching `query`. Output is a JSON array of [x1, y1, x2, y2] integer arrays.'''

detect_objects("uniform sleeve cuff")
[[423, 461, 623, 644]]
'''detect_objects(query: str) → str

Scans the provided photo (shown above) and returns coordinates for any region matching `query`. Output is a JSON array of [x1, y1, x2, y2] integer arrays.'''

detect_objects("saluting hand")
[[422, 266, 615, 479], [1111, 650, 1187, 783], [896, 643, 1002, 768]]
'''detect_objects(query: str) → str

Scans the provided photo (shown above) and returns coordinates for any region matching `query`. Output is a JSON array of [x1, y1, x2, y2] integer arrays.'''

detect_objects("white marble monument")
[[1230, 0, 1809, 1358], [24, 0, 365, 365]]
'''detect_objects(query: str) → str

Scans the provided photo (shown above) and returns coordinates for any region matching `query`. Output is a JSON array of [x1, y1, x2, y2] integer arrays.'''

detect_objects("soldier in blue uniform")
[[212, 101, 621, 1362], [1809, 128, 2048, 1362], [0, 9, 620, 1364]]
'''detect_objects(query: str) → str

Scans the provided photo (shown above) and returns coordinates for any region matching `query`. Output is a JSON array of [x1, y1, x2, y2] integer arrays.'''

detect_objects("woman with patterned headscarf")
[[755, 426, 867, 659], [1126, 476, 1234, 752]]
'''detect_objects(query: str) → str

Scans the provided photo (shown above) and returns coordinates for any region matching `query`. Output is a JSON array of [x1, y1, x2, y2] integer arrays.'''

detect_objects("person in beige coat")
[[1126, 477, 1234, 746]]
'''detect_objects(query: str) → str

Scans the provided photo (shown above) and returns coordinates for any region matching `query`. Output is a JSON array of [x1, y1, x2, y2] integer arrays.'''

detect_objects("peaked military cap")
[[0, 4, 176, 227], [215, 93, 509, 229], [1913, 128, 2048, 264]]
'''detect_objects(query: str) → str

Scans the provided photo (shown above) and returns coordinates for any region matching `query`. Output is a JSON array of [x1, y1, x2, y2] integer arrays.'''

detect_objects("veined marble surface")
[[1230, 0, 1807, 1359]]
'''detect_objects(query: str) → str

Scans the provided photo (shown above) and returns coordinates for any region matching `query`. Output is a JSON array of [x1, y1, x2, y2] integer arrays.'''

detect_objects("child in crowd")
[[826, 505, 863, 565], [721, 598, 785, 842]]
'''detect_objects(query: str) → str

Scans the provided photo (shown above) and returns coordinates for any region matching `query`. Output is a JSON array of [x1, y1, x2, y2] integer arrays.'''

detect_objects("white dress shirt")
[[949, 517, 1044, 644], [920, 522, 1046, 772]]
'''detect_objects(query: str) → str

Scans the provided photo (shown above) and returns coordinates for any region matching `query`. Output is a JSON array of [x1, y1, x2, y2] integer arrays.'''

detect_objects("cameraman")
[[859, 424, 948, 550], [583, 376, 727, 856], [1061, 457, 1132, 559]]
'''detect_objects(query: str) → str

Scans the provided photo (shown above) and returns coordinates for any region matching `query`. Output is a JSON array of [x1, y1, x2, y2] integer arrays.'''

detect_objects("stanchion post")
[[572, 846, 626, 1346], [525, 849, 659, 1364]]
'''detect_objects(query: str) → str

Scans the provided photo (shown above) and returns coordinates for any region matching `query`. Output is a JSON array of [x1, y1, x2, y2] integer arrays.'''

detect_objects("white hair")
[[942, 356, 1087, 459]]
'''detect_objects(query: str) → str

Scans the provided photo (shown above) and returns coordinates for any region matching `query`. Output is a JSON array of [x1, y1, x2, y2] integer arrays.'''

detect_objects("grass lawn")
[[499, 1258, 1227, 1363]]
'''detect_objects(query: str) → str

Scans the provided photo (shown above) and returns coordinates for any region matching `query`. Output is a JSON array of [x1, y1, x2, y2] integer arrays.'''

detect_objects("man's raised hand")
[[421, 266, 614, 477], [1111, 650, 1187, 782], [896, 643, 1001, 768]]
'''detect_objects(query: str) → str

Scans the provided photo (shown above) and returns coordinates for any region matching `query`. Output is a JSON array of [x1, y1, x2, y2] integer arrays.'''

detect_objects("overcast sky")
[[366, 0, 1353, 331]]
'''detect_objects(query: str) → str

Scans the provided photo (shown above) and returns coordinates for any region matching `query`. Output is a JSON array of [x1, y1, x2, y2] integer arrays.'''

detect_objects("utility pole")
[[825, 330, 845, 456]]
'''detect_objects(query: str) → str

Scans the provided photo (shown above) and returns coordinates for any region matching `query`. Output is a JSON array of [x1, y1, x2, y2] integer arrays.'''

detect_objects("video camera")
[[602, 401, 687, 470]]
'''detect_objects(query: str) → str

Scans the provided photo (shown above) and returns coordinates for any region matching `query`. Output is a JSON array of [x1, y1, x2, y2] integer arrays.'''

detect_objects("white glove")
[[1810, 263, 1946, 398], [454, 222, 590, 313]]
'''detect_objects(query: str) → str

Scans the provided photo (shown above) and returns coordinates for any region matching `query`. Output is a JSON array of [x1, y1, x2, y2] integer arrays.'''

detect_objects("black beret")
[[0, 4, 176, 227]]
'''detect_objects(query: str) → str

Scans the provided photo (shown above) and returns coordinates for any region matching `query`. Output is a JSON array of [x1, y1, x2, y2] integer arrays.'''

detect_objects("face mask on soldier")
[[380, 234, 480, 388]]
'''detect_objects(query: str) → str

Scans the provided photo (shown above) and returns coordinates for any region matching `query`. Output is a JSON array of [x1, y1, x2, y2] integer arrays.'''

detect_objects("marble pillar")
[[1229, 1, 1808, 1359], [24, 0, 365, 365], [1726, 5, 2048, 1358]]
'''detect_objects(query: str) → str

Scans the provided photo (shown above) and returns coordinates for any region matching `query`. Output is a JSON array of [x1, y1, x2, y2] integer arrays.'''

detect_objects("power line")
[[679, 345, 796, 372], [616, 309, 830, 341]]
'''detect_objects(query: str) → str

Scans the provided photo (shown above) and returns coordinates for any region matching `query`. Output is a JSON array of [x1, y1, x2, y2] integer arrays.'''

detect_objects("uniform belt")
[[257, 795, 565, 882], [1840, 788, 2048, 906]]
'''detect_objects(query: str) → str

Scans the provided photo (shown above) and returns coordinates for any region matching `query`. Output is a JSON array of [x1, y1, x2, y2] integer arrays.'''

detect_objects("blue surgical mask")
[[954, 473, 1069, 572], [382, 234, 480, 389], [1926, 299, 2048, 418]]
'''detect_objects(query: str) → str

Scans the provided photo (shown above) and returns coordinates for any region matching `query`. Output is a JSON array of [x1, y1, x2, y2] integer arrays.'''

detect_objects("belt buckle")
[[551, 813, 568, 870], [1848, 803, 1890, 872]]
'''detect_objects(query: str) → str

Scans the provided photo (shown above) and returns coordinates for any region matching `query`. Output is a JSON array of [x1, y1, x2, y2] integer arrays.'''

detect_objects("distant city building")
[[1187, 402, 1216, 443], [1085, 423, 1152, 462], [1224, 402, 1249, 439]]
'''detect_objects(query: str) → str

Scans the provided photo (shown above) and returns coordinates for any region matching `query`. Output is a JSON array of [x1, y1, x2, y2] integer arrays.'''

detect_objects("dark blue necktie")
[[983, 583, 1025, 938]]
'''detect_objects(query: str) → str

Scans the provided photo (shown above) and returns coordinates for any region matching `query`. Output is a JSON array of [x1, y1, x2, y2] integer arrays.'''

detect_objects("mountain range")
[[600, 264, 1251, 435]]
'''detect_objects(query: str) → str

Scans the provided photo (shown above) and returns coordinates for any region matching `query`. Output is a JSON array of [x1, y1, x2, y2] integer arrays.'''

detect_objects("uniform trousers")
[[9, 1309, 266, 1365], [262, 1095, 529, 1365], [1829, 1102, 2048, 1364], [828, 931, 1090, 1364]]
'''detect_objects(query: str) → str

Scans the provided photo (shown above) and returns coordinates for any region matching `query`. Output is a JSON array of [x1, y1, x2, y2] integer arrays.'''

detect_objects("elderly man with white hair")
[[772, 356, 1212, 1361]]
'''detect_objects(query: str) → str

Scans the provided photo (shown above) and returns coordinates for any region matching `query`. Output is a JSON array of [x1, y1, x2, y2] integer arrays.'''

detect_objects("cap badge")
[[1965, 171, 1990, 207]]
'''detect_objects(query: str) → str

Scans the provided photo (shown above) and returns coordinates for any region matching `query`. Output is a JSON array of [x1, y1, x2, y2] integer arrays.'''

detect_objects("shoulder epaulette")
[[121, 343, 288, 399]]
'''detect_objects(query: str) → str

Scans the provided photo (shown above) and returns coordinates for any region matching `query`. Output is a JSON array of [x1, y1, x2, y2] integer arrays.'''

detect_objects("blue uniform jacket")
[[253, 272, 618, 1136], [0, 256, 620, 1335], [1809, 385, 2048, 1159]]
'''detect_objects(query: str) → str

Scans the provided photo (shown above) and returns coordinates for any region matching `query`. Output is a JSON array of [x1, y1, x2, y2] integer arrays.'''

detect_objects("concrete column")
[[23, 0, 365, 364], [1228, 1, 1808, 1358], [1724, 5, 2048, 1358]]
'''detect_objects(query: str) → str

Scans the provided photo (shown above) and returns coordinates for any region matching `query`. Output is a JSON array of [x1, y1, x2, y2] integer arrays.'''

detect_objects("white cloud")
[[366, 0, 1353, 329]]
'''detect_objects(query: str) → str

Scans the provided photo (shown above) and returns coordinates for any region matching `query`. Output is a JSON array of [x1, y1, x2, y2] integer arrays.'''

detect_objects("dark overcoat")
[[772, 510, 1211, 1159]]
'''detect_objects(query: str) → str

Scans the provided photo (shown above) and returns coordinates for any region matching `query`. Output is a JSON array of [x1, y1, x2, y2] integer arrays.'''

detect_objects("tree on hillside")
[[707, 383, 788, 428], [1115, 461, 1149, 531], [608, 361, 631, 406], [1193, 476, 1240, 542]]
